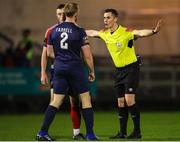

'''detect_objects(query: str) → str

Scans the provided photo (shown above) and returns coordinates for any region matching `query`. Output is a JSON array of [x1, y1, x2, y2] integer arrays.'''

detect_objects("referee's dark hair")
[[104, 9, 118, 17], [57, 4, 65, 9]]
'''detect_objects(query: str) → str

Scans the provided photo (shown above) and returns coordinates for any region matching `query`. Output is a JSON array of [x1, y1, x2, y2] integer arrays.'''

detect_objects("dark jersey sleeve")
[[47, 32, 53, 46], [80, 28, 89, 48], [43, 29, 51, 47], [44, 24, 58, 47]]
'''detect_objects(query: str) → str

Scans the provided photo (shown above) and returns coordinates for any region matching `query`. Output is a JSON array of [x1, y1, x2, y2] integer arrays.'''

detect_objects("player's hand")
[[153, 19, 162, 34], [41, 71, 49, 85], [88, 72, 95, 82]]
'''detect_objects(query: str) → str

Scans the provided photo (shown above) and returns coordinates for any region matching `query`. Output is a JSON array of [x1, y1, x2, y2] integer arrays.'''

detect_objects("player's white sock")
[[73, 129, 80, 136]]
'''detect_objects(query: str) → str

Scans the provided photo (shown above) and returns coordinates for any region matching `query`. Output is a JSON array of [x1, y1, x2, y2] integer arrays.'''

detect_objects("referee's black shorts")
[[114, 61, 140, 98]]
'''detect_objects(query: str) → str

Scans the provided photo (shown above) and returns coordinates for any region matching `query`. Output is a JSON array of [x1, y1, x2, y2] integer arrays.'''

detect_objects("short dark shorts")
[[53, 62, 89, 95], [50, 66, 54, 89], [114, 61, 140, 98], [50, 65, 84, 97]]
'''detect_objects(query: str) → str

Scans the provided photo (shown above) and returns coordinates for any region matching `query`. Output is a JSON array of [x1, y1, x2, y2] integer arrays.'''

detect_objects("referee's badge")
[[116, 42, 122, 47]]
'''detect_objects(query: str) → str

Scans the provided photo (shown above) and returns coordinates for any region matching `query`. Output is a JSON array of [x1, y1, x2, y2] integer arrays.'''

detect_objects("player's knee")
[[50, 100, 60, 108], [125, 98, 135, 106], [118, 98, 125, 107], [82, 102, 92, 109], [125, 94, 136, 106], [50, 103, 59, 109], [81, 98, 92, 108], [79, 92, 92, 108], [50, 94, 65, 108]]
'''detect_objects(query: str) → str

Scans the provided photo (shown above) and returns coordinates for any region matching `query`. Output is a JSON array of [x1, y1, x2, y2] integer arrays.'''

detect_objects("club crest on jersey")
[[116, 42, 122, 47]]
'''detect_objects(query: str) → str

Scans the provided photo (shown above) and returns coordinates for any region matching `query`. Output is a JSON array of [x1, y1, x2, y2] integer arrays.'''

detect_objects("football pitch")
[[0, 111, 180, 141]]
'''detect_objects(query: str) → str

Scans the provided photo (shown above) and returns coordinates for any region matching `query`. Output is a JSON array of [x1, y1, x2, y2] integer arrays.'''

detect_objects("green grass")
[[0, 111, 180, 141]]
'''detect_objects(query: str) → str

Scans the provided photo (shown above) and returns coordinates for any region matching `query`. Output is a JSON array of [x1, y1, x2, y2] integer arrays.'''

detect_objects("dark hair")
[[22, 29, 31, 37], [57, 4, 65, 9], [104, 9, 118, 17]]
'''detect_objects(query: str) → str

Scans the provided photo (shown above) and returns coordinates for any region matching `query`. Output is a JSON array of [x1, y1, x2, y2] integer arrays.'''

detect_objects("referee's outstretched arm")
[[133, 19, 162, 38]]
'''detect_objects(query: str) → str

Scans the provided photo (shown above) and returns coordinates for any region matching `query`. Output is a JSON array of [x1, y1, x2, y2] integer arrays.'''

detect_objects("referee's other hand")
[[153, 19, 162, 34]]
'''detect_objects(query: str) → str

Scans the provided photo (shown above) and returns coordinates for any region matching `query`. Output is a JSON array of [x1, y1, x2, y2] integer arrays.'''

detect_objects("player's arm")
[[46, 31, 55, 58], [41, 46, 49, 85], [86, 30, 100, 38], [81, 44, 95, 82], [47, 44, 55, 58], [133, 19, 162, 39]]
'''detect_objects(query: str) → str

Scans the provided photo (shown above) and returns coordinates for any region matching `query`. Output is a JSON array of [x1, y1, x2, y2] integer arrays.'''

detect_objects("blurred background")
[[0, 0, 180, 113]]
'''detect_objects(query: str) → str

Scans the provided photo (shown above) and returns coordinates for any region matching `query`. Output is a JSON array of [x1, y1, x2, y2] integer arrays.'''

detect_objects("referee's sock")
[[128, 104, 141, 133], [82, 107, 94, 135], [40, 105, 58, 132], [118, 107, 128, 135]]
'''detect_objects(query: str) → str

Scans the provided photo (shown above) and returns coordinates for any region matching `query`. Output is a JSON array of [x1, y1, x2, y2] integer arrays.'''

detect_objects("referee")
[[86, 9, 161, 139]]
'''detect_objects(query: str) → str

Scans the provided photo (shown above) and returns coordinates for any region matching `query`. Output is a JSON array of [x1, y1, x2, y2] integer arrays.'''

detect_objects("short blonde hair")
[[64, 3, 78, 17]]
